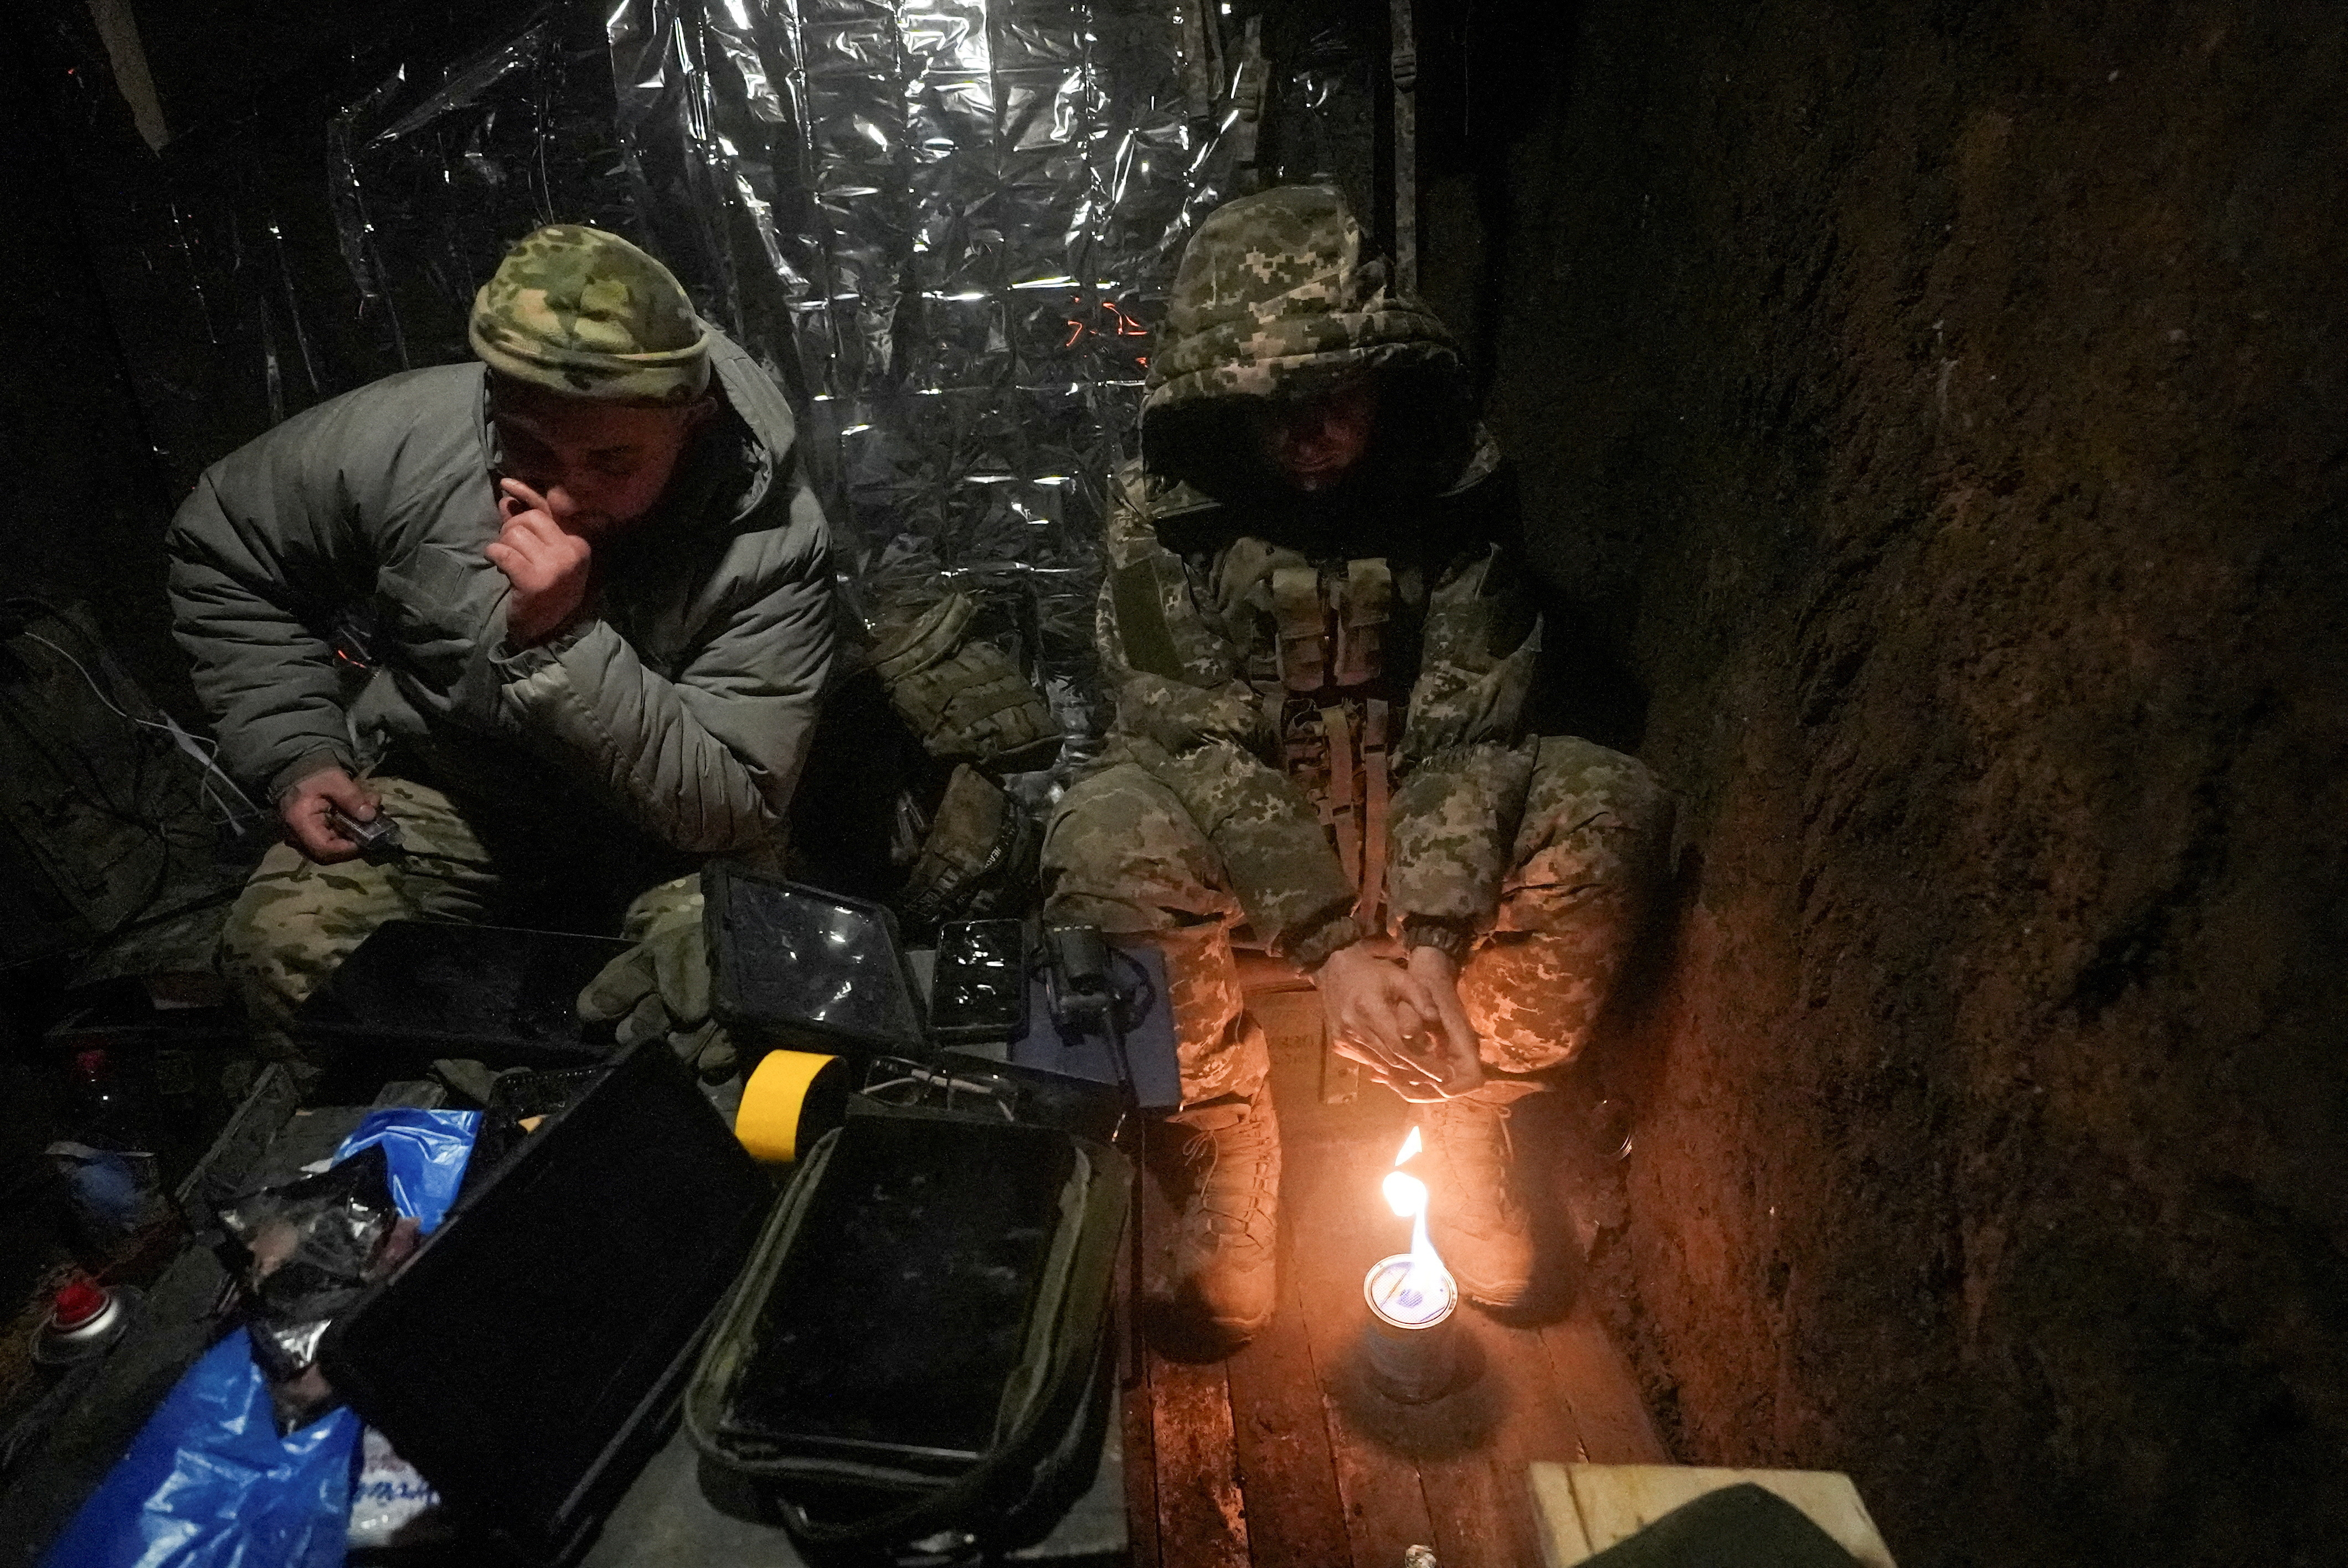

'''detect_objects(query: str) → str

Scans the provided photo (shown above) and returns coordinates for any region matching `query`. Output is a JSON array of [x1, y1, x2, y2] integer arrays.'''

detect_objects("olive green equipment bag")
[[868, 590, 1063, 775], [895, 762, 1043, 933], [685, 1098, 1129, 1554]]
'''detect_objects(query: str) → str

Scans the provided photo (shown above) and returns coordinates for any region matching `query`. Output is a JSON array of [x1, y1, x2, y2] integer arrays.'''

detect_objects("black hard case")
[[293, 919, 629, 1077], [686, 1103, 1130, 1555], [318, 1039, 774, 1564]]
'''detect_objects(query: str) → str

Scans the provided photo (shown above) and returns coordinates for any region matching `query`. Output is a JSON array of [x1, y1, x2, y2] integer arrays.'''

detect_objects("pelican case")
[[318, 1038, 774, 1564], [686, 1101, 1129, 1555]]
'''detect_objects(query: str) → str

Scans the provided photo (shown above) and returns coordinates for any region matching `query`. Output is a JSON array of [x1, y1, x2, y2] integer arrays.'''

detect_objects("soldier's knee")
[[619, 874, 702, 941], [1460, 932, 1613, 1072], [1044, 765, 1192, 883], [1530, 735, 1661, 811], [1042, 764, 1232, 932], [219, 849, 410, 1015], [1522, 737, 1672, 875], [221, 851, 306, 969], [1046, 762, 1159, 833]]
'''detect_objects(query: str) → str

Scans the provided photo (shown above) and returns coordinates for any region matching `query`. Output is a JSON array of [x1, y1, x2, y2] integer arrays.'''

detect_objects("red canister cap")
[[52, 1280, 110, 1330]]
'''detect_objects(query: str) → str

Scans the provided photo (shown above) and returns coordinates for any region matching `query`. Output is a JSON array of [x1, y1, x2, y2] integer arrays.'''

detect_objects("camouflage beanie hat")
[[469, 224, 712, 403]]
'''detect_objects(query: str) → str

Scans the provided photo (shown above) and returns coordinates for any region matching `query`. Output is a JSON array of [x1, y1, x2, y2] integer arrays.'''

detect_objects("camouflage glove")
[[577, 875, 738, 1081], [869, 592, 1062, 773]]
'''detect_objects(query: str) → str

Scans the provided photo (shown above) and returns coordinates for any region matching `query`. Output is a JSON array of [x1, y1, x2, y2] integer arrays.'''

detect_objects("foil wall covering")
[[331, 12, 639, 383], [94, 4, 630, 494], [603, 0, 1245, 726]]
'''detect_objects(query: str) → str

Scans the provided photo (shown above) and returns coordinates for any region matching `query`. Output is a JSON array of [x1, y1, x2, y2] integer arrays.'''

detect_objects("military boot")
[[1155, 1090, 1282, 1348], [1421, 1079, 1546, 1308]]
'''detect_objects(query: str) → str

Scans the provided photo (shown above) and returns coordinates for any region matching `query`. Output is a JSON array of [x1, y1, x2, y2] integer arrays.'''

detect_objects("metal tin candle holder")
[[1361, 1252, 1465, 1404]]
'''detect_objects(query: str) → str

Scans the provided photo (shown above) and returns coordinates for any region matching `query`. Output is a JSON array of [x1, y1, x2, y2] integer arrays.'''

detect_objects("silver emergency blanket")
[[101, 6, 637, 478], [324, 0, 1254, 738], [329, 12, 639, 383], [609, 0, 1246, 727]]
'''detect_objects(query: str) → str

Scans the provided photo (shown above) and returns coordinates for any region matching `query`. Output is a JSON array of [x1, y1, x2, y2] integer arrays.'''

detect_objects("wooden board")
[[1446, 1314, 1592, 1568], [1285, 1148, 1440, 1568], [1527, 1461, 1596, 1568], [1149, 1356, 1249, 1568], [1537, 1313, 1668, 1464], [1528, 1463, 1898, 1568], [1222, 1250, 1351, 1568], [1133, 1025, 1670, 1568]]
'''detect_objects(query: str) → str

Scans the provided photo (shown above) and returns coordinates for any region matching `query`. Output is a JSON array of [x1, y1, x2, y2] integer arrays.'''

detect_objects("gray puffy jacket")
[[167, 332, 833, 863]]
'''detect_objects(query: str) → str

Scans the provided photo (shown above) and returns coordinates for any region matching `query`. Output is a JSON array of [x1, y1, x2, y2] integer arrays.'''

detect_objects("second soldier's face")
[[489, 380, 710, 537], [1257, 377, 1381, 493]]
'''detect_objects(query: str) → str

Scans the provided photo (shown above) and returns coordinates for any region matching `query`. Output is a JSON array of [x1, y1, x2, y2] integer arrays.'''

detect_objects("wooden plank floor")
[[1126, 1020, 1667, 1568]]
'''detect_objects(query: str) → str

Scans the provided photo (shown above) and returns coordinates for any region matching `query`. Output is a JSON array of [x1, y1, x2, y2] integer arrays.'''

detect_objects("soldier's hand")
[[487, 477, 593, 645], [278, 766, 380, 865], [1320, 941, 1486, 1102], [1398, 945, 1485, 1101], [1314, 942, 1451, 1098]]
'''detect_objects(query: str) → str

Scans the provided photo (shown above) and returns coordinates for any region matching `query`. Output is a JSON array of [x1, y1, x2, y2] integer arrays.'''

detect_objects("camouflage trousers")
[[1040, 736, 1670, 1103], [220, 775, 672, 1060]]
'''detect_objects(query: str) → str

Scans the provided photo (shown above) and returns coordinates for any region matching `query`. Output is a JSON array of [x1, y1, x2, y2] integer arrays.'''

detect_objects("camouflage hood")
[[1141, 187, 1466, 491]]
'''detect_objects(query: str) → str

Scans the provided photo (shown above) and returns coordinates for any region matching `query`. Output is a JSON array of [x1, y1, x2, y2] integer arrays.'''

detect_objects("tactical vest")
[[1259, 556, 1425, 938]]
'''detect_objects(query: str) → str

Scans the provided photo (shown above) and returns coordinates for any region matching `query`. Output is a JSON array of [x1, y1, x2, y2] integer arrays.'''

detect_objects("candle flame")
[[1365, 1129, 1457, 1327], [1383, 1170, 1427, 1218], [1407, 1206, 1444, 1280], [1378, 1125, 1450, 1304]]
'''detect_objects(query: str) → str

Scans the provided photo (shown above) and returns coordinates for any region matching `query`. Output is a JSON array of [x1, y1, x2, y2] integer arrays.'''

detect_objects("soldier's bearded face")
[[1257, 378, 1381, 492], [488, 381, 711, 537]]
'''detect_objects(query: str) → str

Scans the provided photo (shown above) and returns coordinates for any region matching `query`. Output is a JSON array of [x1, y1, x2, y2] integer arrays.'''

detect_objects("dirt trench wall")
[[1476, 2, 2348, 1562]]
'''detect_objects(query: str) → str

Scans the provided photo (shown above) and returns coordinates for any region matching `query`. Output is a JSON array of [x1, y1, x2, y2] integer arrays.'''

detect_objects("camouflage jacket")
[[1096, 186, 1539, 967], [167, 331, 834, 866]]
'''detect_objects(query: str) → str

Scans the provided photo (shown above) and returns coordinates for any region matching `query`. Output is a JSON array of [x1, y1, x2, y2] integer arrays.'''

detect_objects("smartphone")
[[929, 920, 1030, 1043], [326, 803, 404, 858]]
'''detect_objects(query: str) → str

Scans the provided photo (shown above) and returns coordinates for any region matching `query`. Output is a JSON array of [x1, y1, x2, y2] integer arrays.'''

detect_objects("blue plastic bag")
[[38, 1335, 364, 1568], [327, 1110, 478, 1233], [41, 1109, 478, 1568]]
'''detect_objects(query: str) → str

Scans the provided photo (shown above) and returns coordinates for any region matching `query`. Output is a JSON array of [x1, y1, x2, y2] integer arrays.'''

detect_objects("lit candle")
[[1363, 1250, 1457, 1330], [1359, 1127, 1467, 1401], [1367, 1126, 1456, 1327]]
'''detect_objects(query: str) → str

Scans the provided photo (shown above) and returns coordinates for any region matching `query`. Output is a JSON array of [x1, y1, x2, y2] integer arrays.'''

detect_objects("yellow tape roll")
[[735, 1049, 840, 1164]]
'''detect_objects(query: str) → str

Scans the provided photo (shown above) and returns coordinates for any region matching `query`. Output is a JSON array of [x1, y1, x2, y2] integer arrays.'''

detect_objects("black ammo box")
[[295, 919, 629, 1085]]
